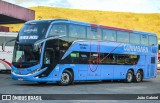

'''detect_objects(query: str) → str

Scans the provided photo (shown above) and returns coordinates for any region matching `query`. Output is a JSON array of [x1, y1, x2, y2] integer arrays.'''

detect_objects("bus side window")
[[141, 34, 148, 45], [91, 27, 98, 40], [117, 31, 129, 43], [151, 57, 155, 64], [70, 52, 79, 64], [69, 24, 86, 39], [87, 27, 98, 40], [48, 24, 67, 37], [117, 55, 125, 64], [130, 55, 139, 65], [102, 29, 116, 41], [149, 36, 157, 46], [130, 33, 140, 44], [44, 50, 54, 64], [79, 53, 89, 64], [100, 53, 116, 64], [44, 51, 50, 64]]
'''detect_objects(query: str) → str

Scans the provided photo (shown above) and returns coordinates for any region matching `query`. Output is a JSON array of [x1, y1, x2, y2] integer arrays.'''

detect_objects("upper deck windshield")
[[12, 44, 41, 68], [18, 22, 50, 44]]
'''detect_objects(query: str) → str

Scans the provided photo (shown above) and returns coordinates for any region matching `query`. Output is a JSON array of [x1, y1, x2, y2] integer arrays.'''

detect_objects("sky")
[[2, 0, 160, 13]]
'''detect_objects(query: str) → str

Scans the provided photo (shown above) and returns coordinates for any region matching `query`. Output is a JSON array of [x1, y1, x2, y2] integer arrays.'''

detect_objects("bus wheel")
[[135, 70, 143, 82], [125, 70, 134, 83], [58, 70, 73, 86]]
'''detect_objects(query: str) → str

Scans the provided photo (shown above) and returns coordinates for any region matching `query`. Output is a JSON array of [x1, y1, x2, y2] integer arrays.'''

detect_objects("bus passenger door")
[[42, 49, 58, 77]]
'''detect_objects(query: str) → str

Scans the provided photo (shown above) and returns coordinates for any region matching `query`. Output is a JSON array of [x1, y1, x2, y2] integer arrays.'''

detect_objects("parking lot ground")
[[0, 71, 160, 103]]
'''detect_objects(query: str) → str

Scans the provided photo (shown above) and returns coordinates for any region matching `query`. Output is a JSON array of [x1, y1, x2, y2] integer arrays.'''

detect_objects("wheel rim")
[[127, 73, 133, 82], [136, 72, 142, 82], [61, 73, 70, 84]]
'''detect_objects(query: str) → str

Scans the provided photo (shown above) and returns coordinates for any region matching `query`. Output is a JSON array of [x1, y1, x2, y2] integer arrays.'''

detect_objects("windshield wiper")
[[33, 35, 66, 51]]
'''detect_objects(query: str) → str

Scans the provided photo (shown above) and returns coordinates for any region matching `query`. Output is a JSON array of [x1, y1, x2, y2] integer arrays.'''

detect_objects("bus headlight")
[[29, 68, 42, 74]]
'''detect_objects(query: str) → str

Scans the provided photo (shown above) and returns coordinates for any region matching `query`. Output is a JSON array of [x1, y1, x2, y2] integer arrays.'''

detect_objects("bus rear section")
[[158, 41, 160, 69], [0, 32, 17, 71], [158, 54, 160, 69]]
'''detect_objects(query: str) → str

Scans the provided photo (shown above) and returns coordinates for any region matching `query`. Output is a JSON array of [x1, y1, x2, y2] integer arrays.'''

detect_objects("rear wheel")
[[125, 70, 134, 83], [58, 70, 73, 86], [135, 70, 143, 82]]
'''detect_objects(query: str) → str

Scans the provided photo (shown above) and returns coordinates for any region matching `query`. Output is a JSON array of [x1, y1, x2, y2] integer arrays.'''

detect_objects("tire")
[[37, 82, 47, 85], [125, 70, 134, 83], [58, 70, 73, 86], [135, 70, 143, 82]]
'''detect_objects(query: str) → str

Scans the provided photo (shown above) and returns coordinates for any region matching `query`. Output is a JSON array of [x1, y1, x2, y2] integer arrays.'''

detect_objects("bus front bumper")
[[11, 68, 54, 82]]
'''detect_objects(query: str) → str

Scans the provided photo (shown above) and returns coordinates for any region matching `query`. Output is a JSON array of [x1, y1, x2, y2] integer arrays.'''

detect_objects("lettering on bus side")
[[124, 45, 148, 53], [19, 36, 38, 40], [79, 44, 88, 49]]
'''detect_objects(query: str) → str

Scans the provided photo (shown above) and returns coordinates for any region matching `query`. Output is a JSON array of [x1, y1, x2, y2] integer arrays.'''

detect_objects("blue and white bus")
[[7, 19, 158, 85]]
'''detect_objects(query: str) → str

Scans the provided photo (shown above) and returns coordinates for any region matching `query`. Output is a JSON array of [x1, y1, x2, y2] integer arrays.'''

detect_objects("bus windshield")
[[12, 44, 40, 64], [20, 23, 49, 35], [19, 23, 50, 44]]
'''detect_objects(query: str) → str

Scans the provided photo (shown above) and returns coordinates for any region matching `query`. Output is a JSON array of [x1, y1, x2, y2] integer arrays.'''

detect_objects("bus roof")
[[25, 19, 157, 36]]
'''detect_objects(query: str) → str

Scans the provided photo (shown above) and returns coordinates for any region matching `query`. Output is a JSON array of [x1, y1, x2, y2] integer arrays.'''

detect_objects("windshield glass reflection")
[[12, 44, 40, 64]]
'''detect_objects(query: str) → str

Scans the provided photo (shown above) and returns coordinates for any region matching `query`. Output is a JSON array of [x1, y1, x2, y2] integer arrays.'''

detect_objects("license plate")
[[18, 78, 23, 81]]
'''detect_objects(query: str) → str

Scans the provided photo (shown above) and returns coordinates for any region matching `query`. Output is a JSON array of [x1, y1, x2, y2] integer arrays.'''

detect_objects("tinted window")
[[89, 53, 99, 64], [116, 55, 125, 64], [61, 52, 79, 64], [70, 52, 79, 63], [117, 31, 129, 43], [130, 33, 140, 44], [61, 51, 140, 65], [149, 36, 157, 46], [19, 23, 49, 40], [100, 53, 139, 65], [69, 24, 86, 38], [102, 29, 116, 41], [100, 54, 116, 64], [124, 55, 139, 65], [87, 27, 99, 40], [151, 57, 155, 64], [79, 52, 89, 64], [43, 50, 54, 64], [141, 34, 148, 45], [48, 24, 67, 37]]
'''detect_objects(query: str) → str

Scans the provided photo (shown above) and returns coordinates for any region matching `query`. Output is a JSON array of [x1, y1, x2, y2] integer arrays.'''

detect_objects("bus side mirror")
[[2, 39, 16, 51]]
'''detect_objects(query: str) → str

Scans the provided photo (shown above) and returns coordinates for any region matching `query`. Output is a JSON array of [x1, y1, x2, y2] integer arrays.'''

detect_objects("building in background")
[[0, 26, 9, 32], [0, 0, 35, 71]]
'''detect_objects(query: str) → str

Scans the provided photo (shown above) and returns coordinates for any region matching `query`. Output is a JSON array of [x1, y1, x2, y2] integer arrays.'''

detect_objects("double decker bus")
[[0, 32, 17, 71], [5, 19, 157, 85]]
